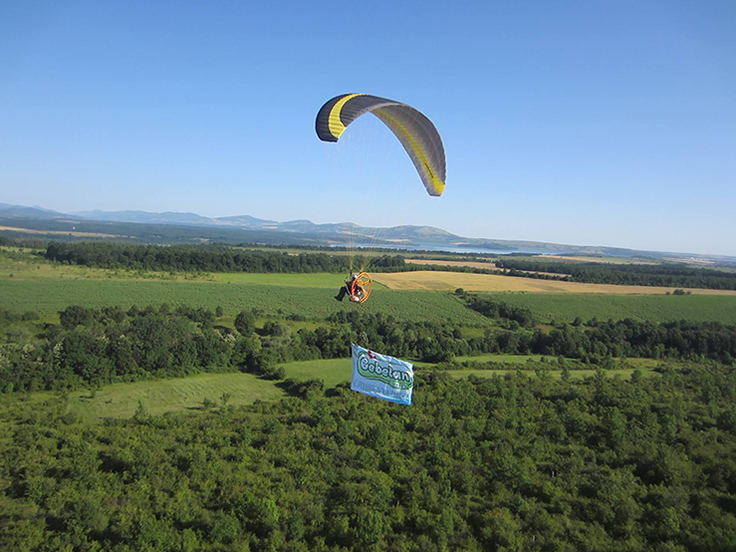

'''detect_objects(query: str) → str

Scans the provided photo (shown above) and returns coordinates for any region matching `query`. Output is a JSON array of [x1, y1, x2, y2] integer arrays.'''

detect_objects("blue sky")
[[1, 1, 734, 255]]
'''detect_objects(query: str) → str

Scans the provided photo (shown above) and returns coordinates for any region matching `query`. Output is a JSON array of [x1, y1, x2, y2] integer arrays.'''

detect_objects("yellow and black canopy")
[[316, 93, 446, 197]]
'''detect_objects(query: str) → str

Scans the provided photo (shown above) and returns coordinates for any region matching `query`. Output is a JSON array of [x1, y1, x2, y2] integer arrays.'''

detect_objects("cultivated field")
[[210, 272, 354, 287], [0, 279, 488, 323], [488, 293, 736, 324], [375, 270, 736, 295], [4, 275, 736, 325], [4, 250, 736, 324]]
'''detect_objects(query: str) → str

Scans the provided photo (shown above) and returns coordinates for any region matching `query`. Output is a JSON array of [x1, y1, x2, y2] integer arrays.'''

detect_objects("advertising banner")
[[351, 343, 414, 405]]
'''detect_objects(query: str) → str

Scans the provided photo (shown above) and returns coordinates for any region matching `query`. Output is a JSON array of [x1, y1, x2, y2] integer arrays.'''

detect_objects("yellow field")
[[374, 270, 736, 295]]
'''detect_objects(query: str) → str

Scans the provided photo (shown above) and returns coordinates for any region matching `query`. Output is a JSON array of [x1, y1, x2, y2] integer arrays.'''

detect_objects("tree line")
[[3, 301, 736, 394], [42, 241, 424, 274], [496, 258, 736, 290], [44, 241, 356, 273]]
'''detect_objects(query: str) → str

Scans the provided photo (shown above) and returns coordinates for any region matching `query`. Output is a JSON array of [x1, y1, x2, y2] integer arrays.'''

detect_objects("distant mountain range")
[[1, 202, 734, 264], [0, 203, 62, 219], [75, 209, 462, 243]]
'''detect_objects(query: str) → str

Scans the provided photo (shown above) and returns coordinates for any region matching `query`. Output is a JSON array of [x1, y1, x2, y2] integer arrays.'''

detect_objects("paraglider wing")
[[316, 94, 446, 197]]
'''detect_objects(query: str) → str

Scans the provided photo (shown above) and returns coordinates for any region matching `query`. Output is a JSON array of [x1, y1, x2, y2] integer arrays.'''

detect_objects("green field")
[[281, 358, 353, 388], [64, 372, 285, 420], [4, 249, 736, 324], [5, 277, 736, 326], [481, 292, 736, 324], [0, 279, 490, 323], [211, 272, 354, 287]]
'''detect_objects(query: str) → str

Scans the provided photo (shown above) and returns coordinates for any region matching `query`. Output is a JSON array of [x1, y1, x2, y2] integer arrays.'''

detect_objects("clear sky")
[[1, 1, 734, 255]]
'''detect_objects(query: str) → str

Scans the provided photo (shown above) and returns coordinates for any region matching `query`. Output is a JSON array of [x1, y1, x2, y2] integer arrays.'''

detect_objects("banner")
[[351, 343, 414, 405]]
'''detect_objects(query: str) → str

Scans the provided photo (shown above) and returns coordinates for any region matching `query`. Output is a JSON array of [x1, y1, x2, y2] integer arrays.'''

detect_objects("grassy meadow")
[[65, 372, 285, 421]]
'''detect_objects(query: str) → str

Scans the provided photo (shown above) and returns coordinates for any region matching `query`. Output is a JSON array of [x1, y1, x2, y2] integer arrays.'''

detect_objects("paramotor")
[[317, 93, 447, 304]]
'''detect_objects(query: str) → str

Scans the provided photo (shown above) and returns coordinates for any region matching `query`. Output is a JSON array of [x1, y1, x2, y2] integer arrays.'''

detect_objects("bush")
[[59, 305, 94, 329], [234, 310, 256, 336], [262, 366, 286, 380]]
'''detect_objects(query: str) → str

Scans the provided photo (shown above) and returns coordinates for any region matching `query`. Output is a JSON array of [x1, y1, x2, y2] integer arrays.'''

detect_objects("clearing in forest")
[[64, 372, 284, 420]]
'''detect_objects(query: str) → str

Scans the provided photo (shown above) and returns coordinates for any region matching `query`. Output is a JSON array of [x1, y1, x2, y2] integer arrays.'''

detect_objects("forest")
[[44, 241, 355, 273], [2, 358, 735, 551]]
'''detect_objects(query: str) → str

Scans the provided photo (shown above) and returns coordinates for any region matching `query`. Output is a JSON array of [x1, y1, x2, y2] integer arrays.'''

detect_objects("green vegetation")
[[496, 257, 736, 289], [57, 360, 659, 422], [5, 246, 736, 325], [0, 279, 487, 323], [65, 372, 284, 420], [211, 272, 363, 287], [452, 354, 559, 363], [2, 363, 735, 551], [51, 241, 736, 291], [44, 241, 346, 272], [4, 302, 735, 396], [2, 240, 736, 550], [6, 276, 736, 326], [446, 367, 652, 380], [280, 358, 352, 389], [44, 241, 405, 274], [486, 292, 736, 324]]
